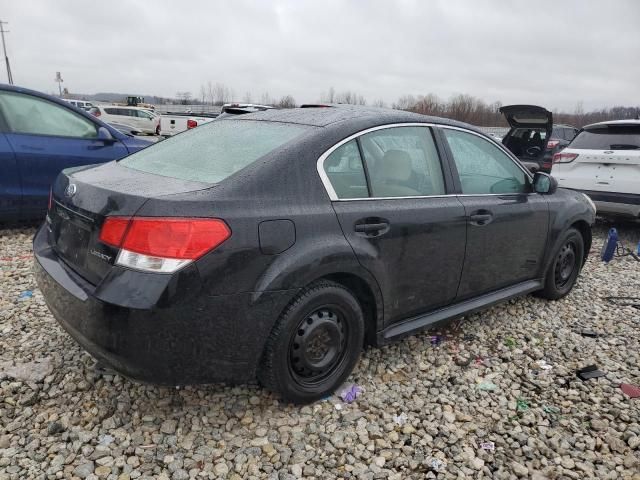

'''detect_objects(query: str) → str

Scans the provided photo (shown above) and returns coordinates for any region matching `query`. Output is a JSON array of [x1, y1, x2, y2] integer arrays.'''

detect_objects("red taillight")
[[48, 188, 53, 211], [93, 110, 101, 117], [99, 217, 131, 247], [187, 119, 198, 129], [100, 217, 231, 260], [546, 140, 560, 150], [552, 152, 579, 164]]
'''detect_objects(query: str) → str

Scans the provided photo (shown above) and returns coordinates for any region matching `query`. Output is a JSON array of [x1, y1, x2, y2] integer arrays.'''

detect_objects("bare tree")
[[392, 94, 417, 111], [277, 95, 296, 108], [321, 86, 336, 103], [176, 92, 193, 105], [335, 90, 366, 105], [206, 81, 215, 105], [259, 92, 275, 106], [242, 91, 253, 103], [392, 91, 639, 127], [211, 83, 233, 105]]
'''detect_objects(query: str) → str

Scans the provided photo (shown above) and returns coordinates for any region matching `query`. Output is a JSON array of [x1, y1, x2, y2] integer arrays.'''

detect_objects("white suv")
[[63, 99, 94, 111], [552, 120, 640, 219], [89, 106, 160, 135]]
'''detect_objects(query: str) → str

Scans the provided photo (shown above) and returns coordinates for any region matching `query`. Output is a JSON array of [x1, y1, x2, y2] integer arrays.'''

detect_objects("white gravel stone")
[[0, 222, 638, 479]]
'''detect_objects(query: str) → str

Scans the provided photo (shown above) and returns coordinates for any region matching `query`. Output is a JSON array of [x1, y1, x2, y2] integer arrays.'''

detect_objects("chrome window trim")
[[316, 123, 439, 201], [316, 122, 533, 202]]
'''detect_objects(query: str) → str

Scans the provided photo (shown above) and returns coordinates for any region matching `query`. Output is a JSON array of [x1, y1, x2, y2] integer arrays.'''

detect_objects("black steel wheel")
[[538, 227, 584, 300], [554, 241, 577, 289], [258, 281, 364, 403], [288, 307, 348, 386]]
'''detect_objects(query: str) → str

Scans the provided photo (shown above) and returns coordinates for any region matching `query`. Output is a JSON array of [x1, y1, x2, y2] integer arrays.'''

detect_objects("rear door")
[[0, 90, 129, 218], [553, 124, 640, 195], [320, 125, 467, 325], [134, 109, 156, 132], [440, 127, 549, 299]]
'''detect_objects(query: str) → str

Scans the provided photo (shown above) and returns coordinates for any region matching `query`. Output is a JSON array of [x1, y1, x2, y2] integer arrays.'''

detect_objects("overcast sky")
[[3, 0, 639, 111]]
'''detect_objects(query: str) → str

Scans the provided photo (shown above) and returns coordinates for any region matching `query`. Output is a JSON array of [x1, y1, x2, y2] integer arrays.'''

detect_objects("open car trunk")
[[500, 105, 553, 163]]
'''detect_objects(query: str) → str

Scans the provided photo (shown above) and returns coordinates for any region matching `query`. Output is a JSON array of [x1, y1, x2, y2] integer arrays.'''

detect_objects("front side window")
[[443, 128, 529, 195], [0, 91, 97, 138], [359, 126, 446, 197], [323, 140, 368, 199], [120, 119, 310, 184]]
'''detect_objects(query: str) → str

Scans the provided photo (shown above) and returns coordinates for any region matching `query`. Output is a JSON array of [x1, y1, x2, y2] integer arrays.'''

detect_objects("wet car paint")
[[34, 106, 595, 385]]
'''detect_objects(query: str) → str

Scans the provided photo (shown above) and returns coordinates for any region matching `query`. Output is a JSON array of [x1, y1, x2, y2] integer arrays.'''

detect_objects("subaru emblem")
[[64, 184, 77, 198]]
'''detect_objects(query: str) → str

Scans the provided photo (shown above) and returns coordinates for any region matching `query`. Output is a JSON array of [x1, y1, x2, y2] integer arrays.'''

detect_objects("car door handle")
[[354, 222, 390, 237], [469, 212, 493, 226]]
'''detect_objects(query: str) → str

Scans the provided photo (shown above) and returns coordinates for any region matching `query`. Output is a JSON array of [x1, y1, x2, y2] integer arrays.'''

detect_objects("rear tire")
[[257, 281, 364, 404], [537, 228, 584, 300]]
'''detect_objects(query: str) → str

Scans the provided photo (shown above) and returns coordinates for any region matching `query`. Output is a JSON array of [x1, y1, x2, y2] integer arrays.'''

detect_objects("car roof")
[[583, 119, 640, 129], [231, 104, 483, 132]]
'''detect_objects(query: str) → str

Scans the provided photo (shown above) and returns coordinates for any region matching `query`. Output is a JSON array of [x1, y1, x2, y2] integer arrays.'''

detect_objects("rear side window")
[[570, 126, 640, 150], [105, 108, 118, 115], [0, 91, 98, 138], [323, 140, 368, 199], [120, 120, 310, 183], [360, 127, 445, 197]]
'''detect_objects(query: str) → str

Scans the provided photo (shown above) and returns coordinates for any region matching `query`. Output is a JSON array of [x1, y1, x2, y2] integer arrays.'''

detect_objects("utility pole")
[[55, 71, 63, 96], [0, 21, 13, 85]]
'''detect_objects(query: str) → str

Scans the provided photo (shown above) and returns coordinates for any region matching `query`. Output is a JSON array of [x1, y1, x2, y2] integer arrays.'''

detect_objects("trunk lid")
[[499, 105, 553, 163], [48, 161, 212, 285], [499, 105, 553, 129]]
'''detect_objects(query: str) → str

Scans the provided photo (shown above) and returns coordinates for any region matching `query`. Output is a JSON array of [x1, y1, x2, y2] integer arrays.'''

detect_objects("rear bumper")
[[576, 190, 640, 218], [33, 225, 297, 385]]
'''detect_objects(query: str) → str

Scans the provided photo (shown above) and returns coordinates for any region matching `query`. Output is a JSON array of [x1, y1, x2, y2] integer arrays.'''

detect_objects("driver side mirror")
[[96, 126, 116, 143], [533, 172, 558, 195]]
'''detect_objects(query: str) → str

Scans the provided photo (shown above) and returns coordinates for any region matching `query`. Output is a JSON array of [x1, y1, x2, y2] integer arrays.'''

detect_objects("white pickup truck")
[[159, 113, 218, 137], [159, 104, 275, 137]]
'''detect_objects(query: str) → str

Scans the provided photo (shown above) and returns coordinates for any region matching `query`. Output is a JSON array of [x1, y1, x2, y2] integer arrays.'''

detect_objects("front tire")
[[258, 281, 364, 404], [537, 228, 584, 300]]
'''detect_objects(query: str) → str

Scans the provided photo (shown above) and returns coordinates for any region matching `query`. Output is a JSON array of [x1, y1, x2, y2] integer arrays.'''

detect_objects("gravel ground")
[[1, 220, 639, 480]]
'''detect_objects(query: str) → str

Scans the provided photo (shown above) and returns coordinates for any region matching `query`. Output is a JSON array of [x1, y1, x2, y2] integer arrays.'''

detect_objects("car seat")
[[370, 150, 421, 197]]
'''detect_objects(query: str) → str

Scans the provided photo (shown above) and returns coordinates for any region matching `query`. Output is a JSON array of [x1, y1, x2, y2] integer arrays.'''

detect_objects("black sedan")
[[34, 106, 595, 403]]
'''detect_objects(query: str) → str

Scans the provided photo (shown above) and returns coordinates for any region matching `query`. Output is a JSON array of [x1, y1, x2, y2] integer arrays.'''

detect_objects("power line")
[[0, 20, 13, 85]]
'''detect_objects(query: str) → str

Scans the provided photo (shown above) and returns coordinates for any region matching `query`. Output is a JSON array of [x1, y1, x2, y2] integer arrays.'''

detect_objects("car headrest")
[[379, 150, 412, 182]]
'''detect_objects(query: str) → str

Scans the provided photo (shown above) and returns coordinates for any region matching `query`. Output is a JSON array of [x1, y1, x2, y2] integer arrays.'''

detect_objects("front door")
[[320, 125, 467, 325], [440, 127, 550, 299], [0, 133, 20, 219], [0, 90, 129, 218]]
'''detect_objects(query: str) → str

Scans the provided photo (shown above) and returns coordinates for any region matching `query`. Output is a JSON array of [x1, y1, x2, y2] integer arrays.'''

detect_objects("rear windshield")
[[120, 120, 310, 183], [570, 126, 640, 150]]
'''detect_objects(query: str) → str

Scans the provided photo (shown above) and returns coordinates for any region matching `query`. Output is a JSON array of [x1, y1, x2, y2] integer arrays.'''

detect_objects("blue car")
[[0, 85, 152, 221]]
